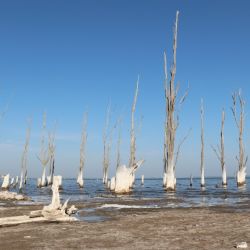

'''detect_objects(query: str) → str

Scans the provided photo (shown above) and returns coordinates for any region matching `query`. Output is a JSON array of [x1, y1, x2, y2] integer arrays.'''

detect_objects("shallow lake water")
[[13, 177, 250, 210]]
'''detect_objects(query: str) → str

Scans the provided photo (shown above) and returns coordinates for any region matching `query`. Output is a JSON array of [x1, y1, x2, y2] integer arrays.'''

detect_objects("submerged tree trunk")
[[200, 99, 205, 188], [116, 117, 122, 170], [1, 174, 10, 189], [163, 11, 188, 191], [103, 104, 111, 184], [114, 160, 144, 194], [77, 112, 88, 188], [129, 77, 139, 170], [232, 91, 247, 186], [37, 112, 50, 188], [19, 119, 31, 191], [211, 110, 227, 186], [47, 124, 56, 186], [129, 77, 139, 188]]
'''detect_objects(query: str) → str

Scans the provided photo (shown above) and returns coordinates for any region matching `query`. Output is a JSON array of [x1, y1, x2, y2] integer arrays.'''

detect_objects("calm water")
[[16, 177, 250, 209]]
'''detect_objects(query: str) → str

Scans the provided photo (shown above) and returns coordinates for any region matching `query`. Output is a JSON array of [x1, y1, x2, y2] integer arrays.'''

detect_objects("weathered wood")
[[77, 112, 88, 188], [103, 103, 111, 184], [1, 174, 10, 189], [211, 109, 227, 186], [163, 11, 188, 191], [200, 99, 205, 188], [231, 91, 247, 186], [37, 112, 50, 187], [19, 119, 31, 190]]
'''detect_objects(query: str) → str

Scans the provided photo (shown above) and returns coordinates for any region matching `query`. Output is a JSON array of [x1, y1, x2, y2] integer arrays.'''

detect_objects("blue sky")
[[0, 0, 250, 178]]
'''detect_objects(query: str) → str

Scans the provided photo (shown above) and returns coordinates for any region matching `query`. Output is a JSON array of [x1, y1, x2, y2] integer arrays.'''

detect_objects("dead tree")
[[37, 112, 50, 188], [47, 129, 56, 186], [128, 76, 139, 188], [231, 91, 247, 186], [129, 77, 139, 169], [116, 117, 122, 169], [103, 103, 111, 184], [200, 99, 205, 188], [19, 119, 32, 191], [211, 109, 227, 186], [77, 112, 88, 188], [163, 11, 188, 191]]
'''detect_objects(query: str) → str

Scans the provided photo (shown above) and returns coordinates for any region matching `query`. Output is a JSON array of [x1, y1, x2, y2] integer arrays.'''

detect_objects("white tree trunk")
[[1, 174, 10, 189], [114, 165, 131, 194], [201, 168, 205, 187], [165, 167, 176, 191], [41, 167, 47, 187], [222, 167, 227, 186], [19, 174, 23, 190], [237, 167, 246, 186], [53, 175, 62, 189], [114, 160, 144, 194], [10, 177, 14, 186], [163, 11, 187, 191], [110, 177, 116, 191], [77, 170, 84, 188], [190, 174, 193, 187], [163, 172, 167, 187], [200, 99, 205, 188], [44, 176, 61, 210], [37, 178, 42, 187], [141, 175, 144, 185], [232, 92, 247, 187]]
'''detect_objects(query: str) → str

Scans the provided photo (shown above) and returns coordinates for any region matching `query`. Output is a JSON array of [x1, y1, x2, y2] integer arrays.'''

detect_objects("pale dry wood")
[[77, 112, 88, 188], [231, 91, 248, 186], [163, 11, 188, 191], [211, 109, 227, 186], [129, 76, 139, 170], [19, 118, 32, 190], [103, 103, 111, 184], [200, 99, 205, 187], [37, 112, 50, 187]]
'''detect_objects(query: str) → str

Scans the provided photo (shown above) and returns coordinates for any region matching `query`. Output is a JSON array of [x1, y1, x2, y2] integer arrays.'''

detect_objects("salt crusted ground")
[[0, 201, 249, 249]]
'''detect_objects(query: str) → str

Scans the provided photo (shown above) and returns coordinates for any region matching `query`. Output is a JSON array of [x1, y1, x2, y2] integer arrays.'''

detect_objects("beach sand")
[[0, 201, 249, 249]]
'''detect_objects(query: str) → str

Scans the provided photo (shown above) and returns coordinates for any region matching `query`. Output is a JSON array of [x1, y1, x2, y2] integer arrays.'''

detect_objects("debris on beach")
[[235, 242, 248, 249], [0, 190, 28, 201], [0, 176, 77, 227]]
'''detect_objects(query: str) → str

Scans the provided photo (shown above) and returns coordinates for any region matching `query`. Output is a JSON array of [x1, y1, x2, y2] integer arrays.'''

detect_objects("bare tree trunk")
[[231, 91, 247, 186], [116, 118, 122, 170], [163, 11, 188, 191], [189, 174, 193, 187], [47, 130, 56, 186], [128, 77, 139, 188], [103, 104, 111, 184], [211, 109, 227, 186], [19, 119, 31, 191], [129, 77, 139, 170], [200, 99, 205, 188], [37, 112, 50, 188], [77, 112, 88, 188]]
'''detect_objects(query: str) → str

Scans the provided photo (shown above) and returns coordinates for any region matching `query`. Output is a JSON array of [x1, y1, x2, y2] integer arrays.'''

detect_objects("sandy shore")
[[0, 200, 250, 249]]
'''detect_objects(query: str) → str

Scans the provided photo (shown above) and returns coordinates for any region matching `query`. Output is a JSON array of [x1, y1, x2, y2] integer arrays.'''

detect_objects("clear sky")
[[0, 0, 250, 178]]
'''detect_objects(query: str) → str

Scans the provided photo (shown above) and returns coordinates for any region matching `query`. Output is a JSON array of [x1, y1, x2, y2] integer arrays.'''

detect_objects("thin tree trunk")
[[231, 91, 247, 186], [211, 110, 227, 186], [129, 77, 139, 169], [77, 112, 88, 188], [37, 112, 50, 188], [116, 118, 122, 169], [19, 119, 31, 191], [163, 11, 179, 191], [103, 104, 111, 184], [200, 99, 205, 188]]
